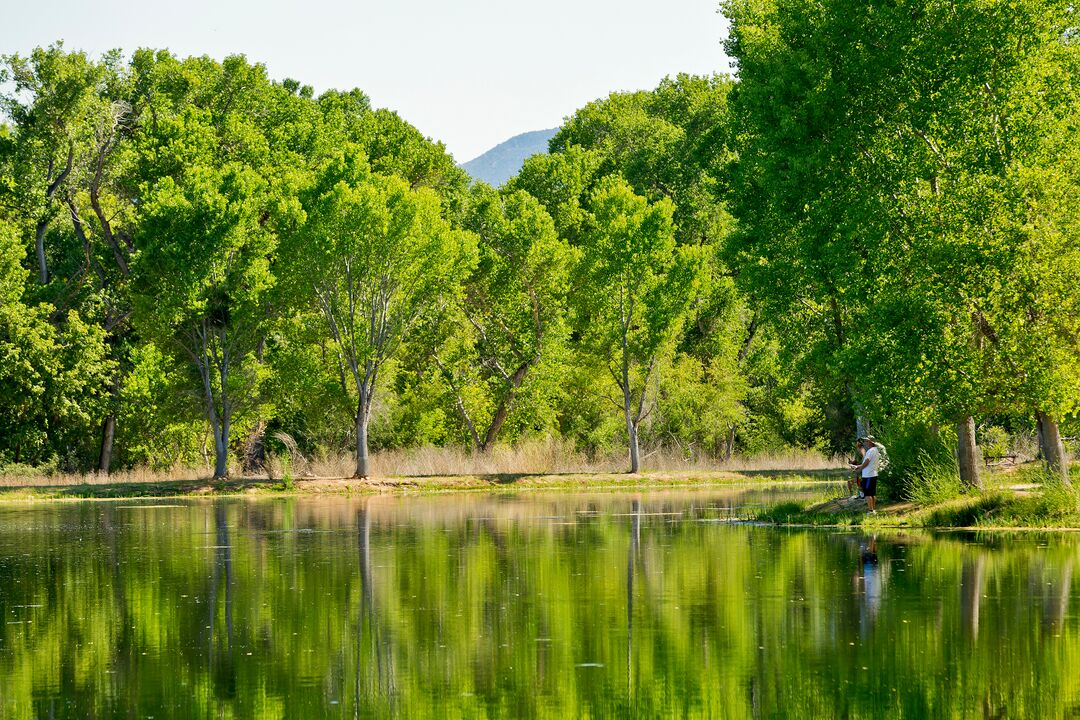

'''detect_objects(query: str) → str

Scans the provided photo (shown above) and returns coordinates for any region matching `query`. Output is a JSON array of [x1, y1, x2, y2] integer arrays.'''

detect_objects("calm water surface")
[[0, 486, 1076, 718]]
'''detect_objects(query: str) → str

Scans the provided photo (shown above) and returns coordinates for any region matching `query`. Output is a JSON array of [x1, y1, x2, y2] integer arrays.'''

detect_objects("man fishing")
[[849, 437, 881, 514]]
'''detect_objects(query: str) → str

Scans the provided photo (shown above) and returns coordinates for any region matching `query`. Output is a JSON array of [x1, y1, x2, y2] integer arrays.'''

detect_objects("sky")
[[1, 0, 732, 162]]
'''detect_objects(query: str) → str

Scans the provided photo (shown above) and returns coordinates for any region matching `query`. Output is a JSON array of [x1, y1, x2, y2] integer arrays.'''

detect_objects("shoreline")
[[0, 469, 844, 503], [6, 470, 1078, 534], [752, 485, 1080, 532]]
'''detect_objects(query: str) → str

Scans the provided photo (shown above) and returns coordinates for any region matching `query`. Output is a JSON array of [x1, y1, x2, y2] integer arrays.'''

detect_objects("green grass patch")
[[751, 488, 870, 526], [919, 483, 1080, 529], [755, 474, 1080, 530]]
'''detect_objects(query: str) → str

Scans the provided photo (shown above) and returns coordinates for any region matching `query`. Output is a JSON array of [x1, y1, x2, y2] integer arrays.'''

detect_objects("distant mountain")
[[461, 128, 558, 187]]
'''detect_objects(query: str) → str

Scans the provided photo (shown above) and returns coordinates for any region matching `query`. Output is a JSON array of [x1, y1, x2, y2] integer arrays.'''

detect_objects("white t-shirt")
[[862, 446, 880, 478]]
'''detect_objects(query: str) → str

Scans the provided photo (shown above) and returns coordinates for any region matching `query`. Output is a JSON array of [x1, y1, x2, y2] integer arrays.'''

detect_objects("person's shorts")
[[861, 476, 878, 497]]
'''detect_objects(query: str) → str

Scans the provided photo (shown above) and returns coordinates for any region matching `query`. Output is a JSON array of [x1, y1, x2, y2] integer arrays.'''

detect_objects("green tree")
[[544, 76, 763, 460], [581, 177, 701, 472], [129, 54, 288, 478], [0, 45, 100, 286], [281, 157, 475, 477], [0, 215, 114, 466], [134, 164, 273, 478], [435, 184, 577, 452]]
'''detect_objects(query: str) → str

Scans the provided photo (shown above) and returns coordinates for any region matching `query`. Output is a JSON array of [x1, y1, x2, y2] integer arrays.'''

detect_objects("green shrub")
[[877, 421, 958, 502], [979, 425, 1010, 458], [905, 452, 962, 506], [279, 455, 295, 491], [0, 458, 59, 478]]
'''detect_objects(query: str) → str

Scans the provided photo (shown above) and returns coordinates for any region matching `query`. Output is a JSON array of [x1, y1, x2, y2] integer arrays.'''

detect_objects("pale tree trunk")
[[626, 414, 641, 474], [845, 382, 870, 440], [1037, 411, 1071, 486], [35, 221, 50, 285], [956, 416, 982, 490], [214, 346, 232, 479], [355, 389, 371, 479], [213, 412, 230, 480], [855, 415, 870, 440], [724, 426, 736, 462], [198, 333, 232, 480], [621, 361, 641, 474]]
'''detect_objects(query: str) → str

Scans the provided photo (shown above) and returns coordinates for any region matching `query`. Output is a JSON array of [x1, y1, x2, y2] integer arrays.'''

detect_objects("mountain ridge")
[[460, 128, 558, 187]]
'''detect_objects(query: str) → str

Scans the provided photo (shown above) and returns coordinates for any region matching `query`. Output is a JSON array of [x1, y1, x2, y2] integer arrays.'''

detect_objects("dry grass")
[[270, 437, 841, 479], [1, 437, 842, 488], [0, 463, 211, 488]]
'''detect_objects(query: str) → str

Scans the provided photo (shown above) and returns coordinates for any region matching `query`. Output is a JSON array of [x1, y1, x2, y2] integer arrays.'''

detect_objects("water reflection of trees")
[[356, 504, 395, 716], [5, 499, 1080, 717]]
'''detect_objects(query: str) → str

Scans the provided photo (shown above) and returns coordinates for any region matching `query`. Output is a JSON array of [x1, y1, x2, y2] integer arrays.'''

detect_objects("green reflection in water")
[[0, 489, 1077, 719]]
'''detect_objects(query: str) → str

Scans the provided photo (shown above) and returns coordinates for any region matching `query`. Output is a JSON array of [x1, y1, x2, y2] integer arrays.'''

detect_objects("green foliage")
[[980, 425, 1011, 459], [876, 421, 958, 503], [652, 353, 745, 458], [114, 343, 204, 468], [905, 455, 964, 508], [722, 0, 1080, 468], [279, 153, 476, 474], [577, 176, 703, 469], [431, 183, 577, 451], [2, 33, 1077, 476], [279, 454, 295, 491]]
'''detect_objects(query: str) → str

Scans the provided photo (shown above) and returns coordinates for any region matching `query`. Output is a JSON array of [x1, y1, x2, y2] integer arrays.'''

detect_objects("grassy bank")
[[0, 443, 844, 501], [753, 463, 1080, 530], [0, 468, 844, 502]]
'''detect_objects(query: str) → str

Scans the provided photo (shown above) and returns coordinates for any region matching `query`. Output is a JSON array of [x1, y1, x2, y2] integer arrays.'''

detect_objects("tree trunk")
[[852, 390, 869, 439], [210, 399, 231, 480], [855, 415, 870, 440], [724, 426, 736, 462], [956, 416, 982, 490], [1037, 411, 1071, 486], [621, 380, 640, 473], [478, 360, 533, 453], [35, 221, 49, 284], [1036, 414, 1046, 461], [213, 418, 230, 479], [628, 421, 640, 474], [355, 397, 370, 479], [480, 392, 516, 453], [98, 415, 116, 474]]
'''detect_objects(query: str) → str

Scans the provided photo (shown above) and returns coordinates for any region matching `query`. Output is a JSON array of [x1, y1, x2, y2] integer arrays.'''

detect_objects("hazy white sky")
[[1, 0, 731, 161]]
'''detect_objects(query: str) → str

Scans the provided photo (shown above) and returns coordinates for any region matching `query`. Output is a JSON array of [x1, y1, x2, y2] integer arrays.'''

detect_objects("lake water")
[[0, 486, 1076, 718]]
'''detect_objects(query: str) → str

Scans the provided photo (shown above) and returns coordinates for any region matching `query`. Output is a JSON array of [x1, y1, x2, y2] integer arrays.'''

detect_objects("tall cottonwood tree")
[[581, 177, 701, 472], [0, 46, 100, 286], [135, 167, 273, 479], [724, 0, 1080, 488], [131, 55, 285, 479], [282, 157, 475, 477], [1, 46, 139, 471], [433, 184, 577, 452], [551, 76, 760, 457]]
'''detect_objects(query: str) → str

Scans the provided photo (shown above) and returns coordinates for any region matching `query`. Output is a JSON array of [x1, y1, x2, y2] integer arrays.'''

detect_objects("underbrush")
[[920, 475, 1080, 528], [903, 454, 964, 507], [921, 491, 1073, 528], [755, 469, 1080, 529], [270, 438, 841, 479], [752, 488, 864, 526], [2, 438, 842, 486]]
